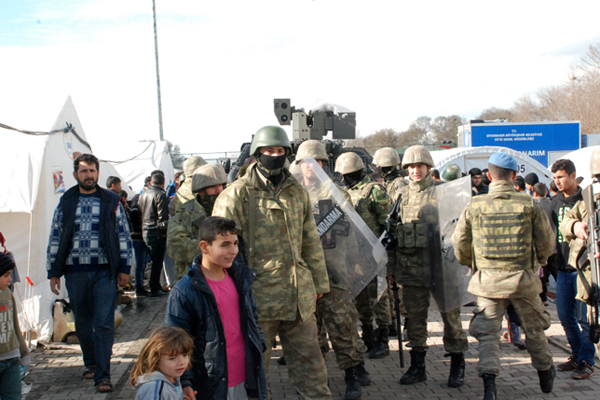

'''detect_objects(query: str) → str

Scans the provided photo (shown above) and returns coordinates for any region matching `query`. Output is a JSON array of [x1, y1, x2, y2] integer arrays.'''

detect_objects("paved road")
[[23, 292, 600, 399]]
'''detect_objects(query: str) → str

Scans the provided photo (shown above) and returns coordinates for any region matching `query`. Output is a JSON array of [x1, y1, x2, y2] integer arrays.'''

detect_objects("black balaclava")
[[381, 166, 399, 182], [343, 170, 365, 188], [196, 193, 219, 215], [257, 153, 287, 186]]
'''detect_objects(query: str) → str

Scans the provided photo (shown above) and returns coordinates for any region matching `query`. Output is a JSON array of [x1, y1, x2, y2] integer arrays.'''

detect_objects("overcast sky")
[[2, 0, 600, 159]]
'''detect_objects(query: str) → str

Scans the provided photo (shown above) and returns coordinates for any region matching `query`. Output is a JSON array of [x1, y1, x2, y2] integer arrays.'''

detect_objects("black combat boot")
[[481, 374, 496, 400], [447, 353, 465, 388], [361, 324, 375, 352], [399, 350, 427, 385], [369, 328, 390, 359], [538, 365, 555, 393], [344, 366, 362, 400], [355, 361, 371, 386]]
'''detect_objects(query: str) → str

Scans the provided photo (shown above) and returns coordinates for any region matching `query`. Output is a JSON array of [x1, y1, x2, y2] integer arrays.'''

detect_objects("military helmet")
[[295, 140, 328, 162], [591, 147, 600, 176], [183, 156, 207, 177], [335, 152, 365, 175], [373, 147, 401, 167], [401, 145, 434, 169], [191, 164, 227, 193], [442, 163, 462, 181], [249, 126, 292, 156]]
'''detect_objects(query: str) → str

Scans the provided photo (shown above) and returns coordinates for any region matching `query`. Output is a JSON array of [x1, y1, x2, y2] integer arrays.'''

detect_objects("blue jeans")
[[65, 269, 117, 384], [0, 357, 21, 400], [132, 240, 149, 291], [556, 270, 596, 365]]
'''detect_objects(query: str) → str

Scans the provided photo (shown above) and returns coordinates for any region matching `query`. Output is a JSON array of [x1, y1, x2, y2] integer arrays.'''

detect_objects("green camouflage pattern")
[[260, 315, 332, 399], [452, 180, 554, 299], [355, 278, 392, 329], [560, 198, 592, 302], [394, 173, 439, 287], [170, 178, 195, 216], [383, 175, 407, 204], [470, 296, 552, 376], [317, 289, 367, 369], [212, 163, 330, 322], [166, 198, 207, 278], [347, 176, 391, 236], [403, 285, 468, 352]]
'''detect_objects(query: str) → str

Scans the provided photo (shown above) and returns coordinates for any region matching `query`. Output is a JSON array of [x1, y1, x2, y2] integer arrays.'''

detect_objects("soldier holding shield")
[[392, 145, 468, 388], [293, 140, 372, 400]]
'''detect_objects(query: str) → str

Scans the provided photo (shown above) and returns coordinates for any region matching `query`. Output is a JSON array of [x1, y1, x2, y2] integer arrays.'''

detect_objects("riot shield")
[[431, 176, 476, 312], [291, 157, 388, 299]]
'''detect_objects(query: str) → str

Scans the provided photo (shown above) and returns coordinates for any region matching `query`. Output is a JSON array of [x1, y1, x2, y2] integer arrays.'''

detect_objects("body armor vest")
[[470, 191, 535, 270], [349, 182, 379, 235]]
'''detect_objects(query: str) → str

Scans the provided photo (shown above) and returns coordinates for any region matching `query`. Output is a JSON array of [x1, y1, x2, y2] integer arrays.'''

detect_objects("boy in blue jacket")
[[165, 217, 267, 400]]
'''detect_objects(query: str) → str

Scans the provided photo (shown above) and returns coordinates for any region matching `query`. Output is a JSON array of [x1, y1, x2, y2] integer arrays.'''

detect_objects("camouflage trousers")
[[356, 277, 392, 328], [404, 285, 468, 353], [316, 289, 367, 370], [260, 313, 332, 400], [470, 296, 553, 376]]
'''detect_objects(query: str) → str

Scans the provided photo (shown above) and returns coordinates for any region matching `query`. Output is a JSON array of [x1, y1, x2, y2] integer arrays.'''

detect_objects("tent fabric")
[[104, 141, 174, 193], [431, 146, 553, 185], [551, 146, 600, 190], [0, 97, 139, 343]]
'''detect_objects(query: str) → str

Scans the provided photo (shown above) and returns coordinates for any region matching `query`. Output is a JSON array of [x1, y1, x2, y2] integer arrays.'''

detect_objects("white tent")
[[432, 146, 553, 185], [103, 141, 174, 194], [0, 97, 132, 343], [551, 146, 600, 189]]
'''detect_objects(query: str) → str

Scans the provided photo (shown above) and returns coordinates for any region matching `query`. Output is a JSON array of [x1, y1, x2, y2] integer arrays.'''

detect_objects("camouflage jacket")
[[395, 173, 440, 287], [452, 180, 554, 299], [560, 199, 591, 302], [384, 176, 407, 204], [212, 164, 330, 322], [170, 178, 194, 217], [167, 198, 207, 278], [347, 176, 390, 237]]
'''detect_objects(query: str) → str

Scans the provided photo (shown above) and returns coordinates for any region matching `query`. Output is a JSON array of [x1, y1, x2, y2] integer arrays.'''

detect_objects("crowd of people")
[[1, 126, 599, 400]]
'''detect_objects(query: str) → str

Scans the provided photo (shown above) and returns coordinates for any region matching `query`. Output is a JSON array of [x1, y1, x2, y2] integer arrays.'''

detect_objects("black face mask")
[[381, 167, 398, 181], [343, 170, 364, 188], [196, 194, 219, 214], [259, 154, 287, 171]]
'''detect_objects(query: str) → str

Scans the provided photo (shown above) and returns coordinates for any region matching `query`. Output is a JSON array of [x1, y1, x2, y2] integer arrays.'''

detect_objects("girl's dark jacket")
[[165, 256, 267, 400]]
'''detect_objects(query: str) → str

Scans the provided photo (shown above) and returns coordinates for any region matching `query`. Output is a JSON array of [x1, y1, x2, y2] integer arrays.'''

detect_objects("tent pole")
[[152, 0, 164, 141]]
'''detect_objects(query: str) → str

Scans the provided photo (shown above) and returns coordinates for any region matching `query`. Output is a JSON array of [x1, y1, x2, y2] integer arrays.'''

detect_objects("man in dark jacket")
[[46, 154, 132, 392], [550, 159, 596, 379], [138, 173, 169, 297], [469, 168, 489, 196], [165, 217, 267, 400]]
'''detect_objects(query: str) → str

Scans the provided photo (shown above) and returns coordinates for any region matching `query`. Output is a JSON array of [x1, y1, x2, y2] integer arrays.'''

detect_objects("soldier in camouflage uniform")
[[296, 140, 371, 400], [373, 147, 407, 337], [167, 164, 227, 278], [452, 152, 556, 399], [392, 145, 468, 388], [170, 156, 207, 216], [212, 127, 332, 400], [335, 152, 393, 360]]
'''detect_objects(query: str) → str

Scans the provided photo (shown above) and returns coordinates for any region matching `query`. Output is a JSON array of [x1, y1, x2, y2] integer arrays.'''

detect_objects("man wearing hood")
[[167, 164, 227, 278], [212, 126, 332, 399]]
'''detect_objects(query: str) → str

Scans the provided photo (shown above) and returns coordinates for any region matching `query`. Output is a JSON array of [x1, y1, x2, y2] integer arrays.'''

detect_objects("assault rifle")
[[577, 185, 600, 344], [381, 196, 401, 250], [382, 196, 404, 367]]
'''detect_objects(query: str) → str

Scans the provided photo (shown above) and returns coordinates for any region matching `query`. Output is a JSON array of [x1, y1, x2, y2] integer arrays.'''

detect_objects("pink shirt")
[[206, 270, 246, 387]]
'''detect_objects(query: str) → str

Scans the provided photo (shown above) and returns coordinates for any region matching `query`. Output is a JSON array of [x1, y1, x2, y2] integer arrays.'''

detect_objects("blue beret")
[[489, 152, 518, 172]]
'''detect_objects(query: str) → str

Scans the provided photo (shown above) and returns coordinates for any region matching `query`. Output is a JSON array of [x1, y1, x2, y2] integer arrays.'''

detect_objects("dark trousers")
[[143, 235, 166, 294], [65, 269, 117, 385]]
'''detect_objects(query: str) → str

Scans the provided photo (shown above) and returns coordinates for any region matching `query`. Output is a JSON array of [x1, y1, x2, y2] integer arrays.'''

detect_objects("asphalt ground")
[[22, 291, 600, 400]]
